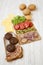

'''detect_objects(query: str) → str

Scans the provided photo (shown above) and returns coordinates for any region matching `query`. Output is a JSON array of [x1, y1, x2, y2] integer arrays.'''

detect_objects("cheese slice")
[[2, 14, 15, 32]]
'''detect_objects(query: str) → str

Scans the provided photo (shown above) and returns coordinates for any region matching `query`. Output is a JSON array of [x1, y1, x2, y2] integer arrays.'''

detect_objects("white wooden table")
[[0, 0, 43, 65]]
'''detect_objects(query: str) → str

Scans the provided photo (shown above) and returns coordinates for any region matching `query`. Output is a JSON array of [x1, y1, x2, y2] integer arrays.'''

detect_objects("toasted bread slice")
[[17, 30, 41, 45], [4, 32, 23, 61], [6, 45, 23, 61]]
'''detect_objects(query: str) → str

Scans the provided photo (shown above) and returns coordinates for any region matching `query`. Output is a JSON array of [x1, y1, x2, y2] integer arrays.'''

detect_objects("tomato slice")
[[14, 24, 19, 30], [29, 22, 33, 27], [14, 21, 33, 30], [19, 22, 25, 30], [24, 21, 30, 28], [24, 21, 33, 28]]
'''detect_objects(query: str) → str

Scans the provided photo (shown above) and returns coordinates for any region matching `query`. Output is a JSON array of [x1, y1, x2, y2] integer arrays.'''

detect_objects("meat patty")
[[10, 37, 18, 45], [5, 33, 12, 40], [6, 44, 16, 52]]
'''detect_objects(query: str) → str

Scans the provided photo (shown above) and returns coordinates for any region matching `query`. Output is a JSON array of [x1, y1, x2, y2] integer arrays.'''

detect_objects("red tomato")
[[29, 22, 33, 27], [14, 24, 19, 30], [24, 21, 30, 28], [19, 22, 25, 30]]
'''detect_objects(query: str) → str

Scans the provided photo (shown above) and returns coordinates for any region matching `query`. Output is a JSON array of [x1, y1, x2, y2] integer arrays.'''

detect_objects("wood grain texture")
[[0, 0, 43, 65]]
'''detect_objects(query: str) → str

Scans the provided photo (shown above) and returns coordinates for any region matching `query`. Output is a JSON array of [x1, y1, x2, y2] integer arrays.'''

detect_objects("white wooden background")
[[0, 0, 43, 65]]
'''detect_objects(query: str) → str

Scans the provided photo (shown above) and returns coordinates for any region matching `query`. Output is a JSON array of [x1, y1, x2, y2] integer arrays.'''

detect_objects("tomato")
[[19, 22, 25, 30], [24, 21, 30, 28], [14, 21, 33, 30], [24, 20, 33, 28], [14, 24, 19, 30], [29, 22, 33, 27]]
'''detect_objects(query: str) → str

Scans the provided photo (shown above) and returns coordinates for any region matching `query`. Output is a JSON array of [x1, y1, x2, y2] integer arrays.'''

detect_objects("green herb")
[[16, 27, 36, 34]]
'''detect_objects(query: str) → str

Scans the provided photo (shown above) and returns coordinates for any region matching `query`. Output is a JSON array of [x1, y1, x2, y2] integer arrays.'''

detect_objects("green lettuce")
[[12, 16, 26, 25]]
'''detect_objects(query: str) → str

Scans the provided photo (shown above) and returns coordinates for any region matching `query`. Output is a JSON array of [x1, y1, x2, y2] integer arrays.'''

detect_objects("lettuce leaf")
[[12, 16, 26, 25]]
